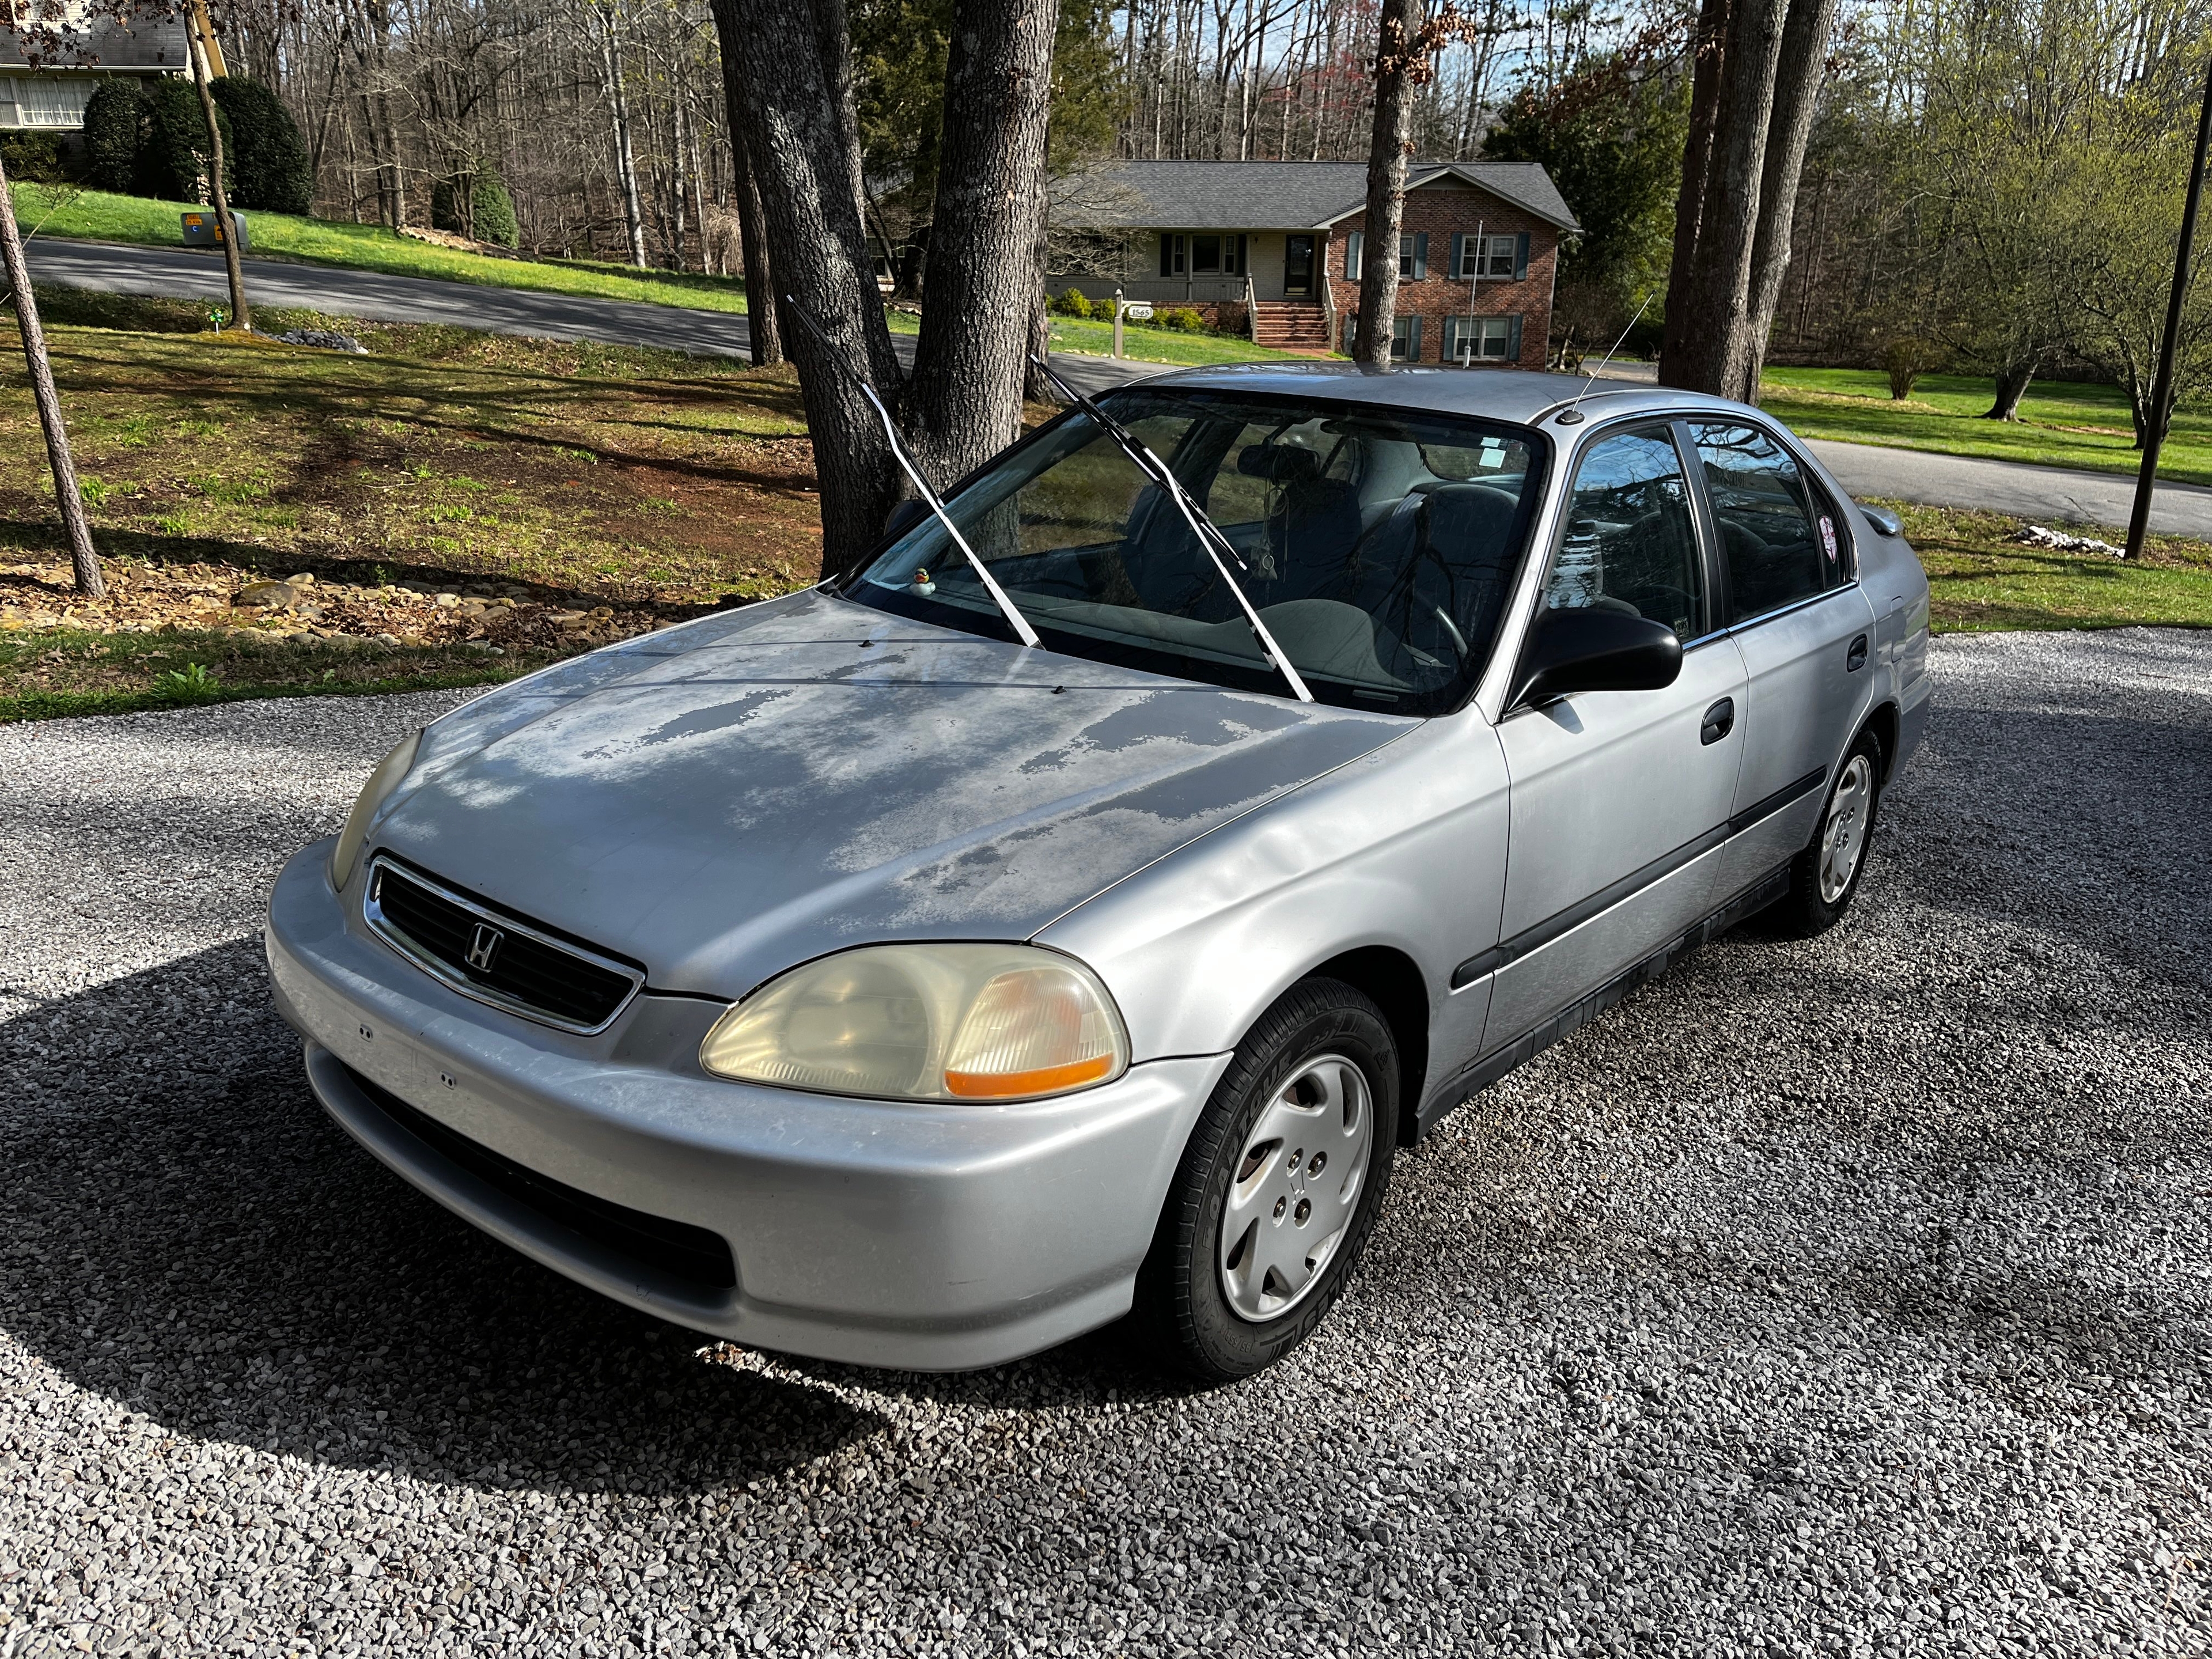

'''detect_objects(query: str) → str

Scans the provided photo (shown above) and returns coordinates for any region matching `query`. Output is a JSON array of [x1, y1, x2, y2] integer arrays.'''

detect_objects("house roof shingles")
[[1057, 160, 1579, 234], [2, 12, 187, 72]]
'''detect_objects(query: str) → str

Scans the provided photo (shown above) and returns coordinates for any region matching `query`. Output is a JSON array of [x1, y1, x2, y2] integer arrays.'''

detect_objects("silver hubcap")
[[1219, 1054, 1373, 1323], [1819, 753, 1875, 904]]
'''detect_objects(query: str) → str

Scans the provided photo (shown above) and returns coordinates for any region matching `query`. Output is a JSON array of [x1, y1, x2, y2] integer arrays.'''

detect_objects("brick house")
[[1049, 159, 1578, 366]]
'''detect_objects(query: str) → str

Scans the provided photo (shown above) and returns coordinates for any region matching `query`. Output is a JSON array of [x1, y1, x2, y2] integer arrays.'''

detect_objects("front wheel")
[[1135, 979, 1399, 1383], [1768, 726, 1884, 937]]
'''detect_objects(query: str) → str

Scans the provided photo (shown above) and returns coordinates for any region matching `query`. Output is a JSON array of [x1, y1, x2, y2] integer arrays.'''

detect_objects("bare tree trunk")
[[670, 90, 691, 270], [0, 151, 103, 598], [1659, 0, 1787, 395], [1354, 0, 1420, 366], [1665, 0, 1730, 348], [719, 0, 902, 574], [907, 0, 1059, 479], [186, 17, 251, 334], [1985, 358, 2037, 422], [708, 0, 784, 364], [594, 6, 650, 268], [1733, 0, 1837, 403]]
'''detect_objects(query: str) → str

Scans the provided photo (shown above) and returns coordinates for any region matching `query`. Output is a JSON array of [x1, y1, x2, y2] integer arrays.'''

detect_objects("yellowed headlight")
[[699, 944, 1128, 1103], [329, 730, 421, 892]]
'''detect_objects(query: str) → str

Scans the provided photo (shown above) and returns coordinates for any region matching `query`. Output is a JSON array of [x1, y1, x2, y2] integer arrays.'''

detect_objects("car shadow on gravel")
[[0, 940, 884, 1495]]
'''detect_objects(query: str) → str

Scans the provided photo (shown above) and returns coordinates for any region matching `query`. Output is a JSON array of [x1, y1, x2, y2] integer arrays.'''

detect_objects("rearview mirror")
[[1511, 607, 1683, 707], [881, 497, 931, 544]]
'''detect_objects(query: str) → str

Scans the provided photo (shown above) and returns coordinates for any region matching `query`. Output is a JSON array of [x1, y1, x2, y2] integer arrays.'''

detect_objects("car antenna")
[[1028, 354, 1315, 705], [1555, 293, 1654, 426], [783, 298, 1041, 649]]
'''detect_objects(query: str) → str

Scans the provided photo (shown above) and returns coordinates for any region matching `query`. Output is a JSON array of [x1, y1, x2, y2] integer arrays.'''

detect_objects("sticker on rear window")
[[1820, 516, 1838, 563]]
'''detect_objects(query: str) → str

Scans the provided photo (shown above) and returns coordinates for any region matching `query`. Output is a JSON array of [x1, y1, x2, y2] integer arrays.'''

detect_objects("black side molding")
[[1419, 864, 1795, 1140], [1726, 766, 1827, 836], [1449, 766, 1827, 991]]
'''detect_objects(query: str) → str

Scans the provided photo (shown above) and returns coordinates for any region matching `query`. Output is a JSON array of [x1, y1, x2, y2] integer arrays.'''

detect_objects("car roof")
[[1125, 362, 1759, 431]]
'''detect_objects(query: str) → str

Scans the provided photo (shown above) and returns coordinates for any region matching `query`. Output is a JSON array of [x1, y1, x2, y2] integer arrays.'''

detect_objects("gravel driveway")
[[2, 631, 2208, 1658]]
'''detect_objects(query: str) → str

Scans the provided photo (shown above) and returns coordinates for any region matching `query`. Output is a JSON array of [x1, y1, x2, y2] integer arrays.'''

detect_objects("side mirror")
[[881, 497, 931, 544], [1859, 503, 1903, 537], [1511, 607, 1683, 707]]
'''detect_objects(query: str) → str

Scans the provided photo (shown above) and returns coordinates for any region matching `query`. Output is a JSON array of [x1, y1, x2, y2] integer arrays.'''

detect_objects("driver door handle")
[[1701, 698, 1735, 745]]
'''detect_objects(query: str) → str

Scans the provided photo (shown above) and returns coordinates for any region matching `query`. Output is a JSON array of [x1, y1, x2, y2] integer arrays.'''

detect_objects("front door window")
[[1548, 426, 1705, 641], [1285, 234, 1313, 296]]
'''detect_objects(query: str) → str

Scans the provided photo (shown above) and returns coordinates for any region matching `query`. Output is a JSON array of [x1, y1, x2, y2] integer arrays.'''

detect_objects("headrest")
[[1421, 482, 1521, 550], [1237, 444, 1324, 483]]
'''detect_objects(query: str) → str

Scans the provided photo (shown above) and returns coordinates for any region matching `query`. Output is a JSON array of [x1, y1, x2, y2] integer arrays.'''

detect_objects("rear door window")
[[1689, 422, 1843, 623]]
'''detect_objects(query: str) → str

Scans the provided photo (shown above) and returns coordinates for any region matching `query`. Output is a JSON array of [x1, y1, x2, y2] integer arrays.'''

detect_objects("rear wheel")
[[1768, 726, 1884, 937], [1135, 979, 1399, 1383]]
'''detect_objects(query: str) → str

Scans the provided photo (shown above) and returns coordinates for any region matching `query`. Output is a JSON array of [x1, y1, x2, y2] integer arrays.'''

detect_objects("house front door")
[[1284, 234, 1314, 296]]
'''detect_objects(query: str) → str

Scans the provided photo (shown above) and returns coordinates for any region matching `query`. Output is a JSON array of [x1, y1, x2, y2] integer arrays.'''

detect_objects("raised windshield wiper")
[[1028, 355, 1313, 704], [784, 299, 1041, 649]]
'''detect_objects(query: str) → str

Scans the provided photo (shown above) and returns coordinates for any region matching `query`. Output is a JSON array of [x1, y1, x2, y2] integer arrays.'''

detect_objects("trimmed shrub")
[[210, 77, 312, 214], [1158, 305, 1203, 333], [1052, 286, 1094, 320], [471, 168, 518, 247], [1881, 335, 1944, 401], [0, 131, 70, 184], [81, 79, 149, 194], [138, 77, 233, 203], [431, 165, 520, 247]]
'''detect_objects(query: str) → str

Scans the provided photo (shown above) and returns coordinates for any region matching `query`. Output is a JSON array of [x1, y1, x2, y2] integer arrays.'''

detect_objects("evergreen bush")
[[0, 131, 70, 184], [1052, 287, 1094, 320], [138, 77, 232, 203], [431, 165, 519, 247], [471, 168, 517, 247], [81, 79, 148, 194], [210, 77, 312, 213]]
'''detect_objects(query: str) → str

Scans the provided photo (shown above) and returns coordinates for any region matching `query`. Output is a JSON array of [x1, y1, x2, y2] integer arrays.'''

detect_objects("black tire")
[[1767, 725, 1885, 938], [1135, 978, 1399, 1384]]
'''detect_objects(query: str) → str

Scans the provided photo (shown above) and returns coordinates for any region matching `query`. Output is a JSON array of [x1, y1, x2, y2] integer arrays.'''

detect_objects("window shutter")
[[1507, 315, 1524, 362], [1346, 230, 1363, 279], [1406, 315, 1423, 359], [1450, 232, 1465, 280], [1412, 232, 1429, 280], [1514, 233, 1530, 281], [1237, 233, 1249, 275]]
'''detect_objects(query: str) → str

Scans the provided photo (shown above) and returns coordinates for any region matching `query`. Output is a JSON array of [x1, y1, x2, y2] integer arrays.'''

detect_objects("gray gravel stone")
[[1, 632, 2207, 1658]]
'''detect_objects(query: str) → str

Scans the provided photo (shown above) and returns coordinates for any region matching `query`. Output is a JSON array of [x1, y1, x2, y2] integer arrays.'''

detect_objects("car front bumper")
[[266, 840, 1230, 1371]]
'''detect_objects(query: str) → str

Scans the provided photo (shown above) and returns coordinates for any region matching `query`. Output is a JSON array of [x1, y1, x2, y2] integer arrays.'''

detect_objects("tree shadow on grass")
[[0, 940, 881, 1496]]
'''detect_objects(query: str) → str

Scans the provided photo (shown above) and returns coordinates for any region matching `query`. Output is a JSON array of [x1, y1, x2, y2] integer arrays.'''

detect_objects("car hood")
[[376, 588, 1412, 999]]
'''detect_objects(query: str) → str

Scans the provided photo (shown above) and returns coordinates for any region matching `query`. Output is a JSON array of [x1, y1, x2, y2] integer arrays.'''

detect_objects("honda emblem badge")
[[466, 923, 503, 972]]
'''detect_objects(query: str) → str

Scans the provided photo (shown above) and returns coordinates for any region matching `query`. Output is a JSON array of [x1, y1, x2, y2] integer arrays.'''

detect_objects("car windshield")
[[843, 388, 1546, 715]]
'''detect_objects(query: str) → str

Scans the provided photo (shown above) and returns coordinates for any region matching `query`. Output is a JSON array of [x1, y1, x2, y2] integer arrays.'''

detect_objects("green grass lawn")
[[16, 181, 1304, 369], [14, 181, 756, 314], [1760, 367, 2212, 488], [1885, 500, 2212, 632], [1048, 313, 1320, 366]]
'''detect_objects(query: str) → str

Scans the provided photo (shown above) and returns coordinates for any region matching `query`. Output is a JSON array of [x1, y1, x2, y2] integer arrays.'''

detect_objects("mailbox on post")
[[180, 211, 250, 251]]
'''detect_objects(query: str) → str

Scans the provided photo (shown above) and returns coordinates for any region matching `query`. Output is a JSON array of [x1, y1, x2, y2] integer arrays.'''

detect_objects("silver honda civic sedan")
[[266, 364, 1929, 1381]]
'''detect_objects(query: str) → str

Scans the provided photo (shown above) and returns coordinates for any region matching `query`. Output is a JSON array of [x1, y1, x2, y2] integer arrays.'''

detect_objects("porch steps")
[[1252, 301, 1332, 352]]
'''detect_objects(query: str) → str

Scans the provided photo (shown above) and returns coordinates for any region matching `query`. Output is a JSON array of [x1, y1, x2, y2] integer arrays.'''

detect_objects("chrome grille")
[[365, 856, 643, 1033]]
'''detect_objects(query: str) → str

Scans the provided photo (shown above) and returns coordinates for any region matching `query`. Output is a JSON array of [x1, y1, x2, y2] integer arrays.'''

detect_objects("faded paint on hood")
[[374, 588, 1414, 999]]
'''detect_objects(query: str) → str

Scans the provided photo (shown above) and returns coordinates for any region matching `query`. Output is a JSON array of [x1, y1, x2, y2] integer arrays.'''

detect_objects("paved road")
[[3, 631, 2209, 1657], [1802, 440, 2212, 539], [1587, 359, 2212, 537], [22, 235, 1147, 398], [27, 235, 2212, 534]]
